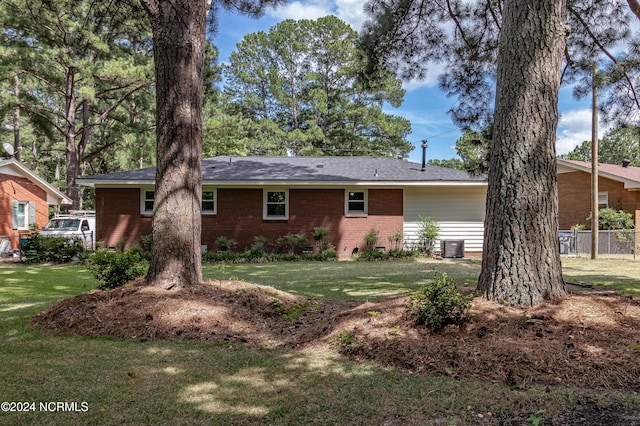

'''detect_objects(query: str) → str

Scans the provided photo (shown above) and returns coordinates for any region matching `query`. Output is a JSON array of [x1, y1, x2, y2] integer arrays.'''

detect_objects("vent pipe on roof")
[[421, 139, 427, 172], [622, 159, 631, 168]]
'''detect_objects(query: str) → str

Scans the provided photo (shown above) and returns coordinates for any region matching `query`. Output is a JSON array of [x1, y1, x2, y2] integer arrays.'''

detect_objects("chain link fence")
[[559, 229, 638, 259]]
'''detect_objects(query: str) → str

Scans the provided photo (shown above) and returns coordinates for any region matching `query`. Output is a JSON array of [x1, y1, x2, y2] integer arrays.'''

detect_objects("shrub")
[[216, 235, 237, 252], [417, 216, 439, 256], [585, 208, 634, 230], [202, 251, 241, 263], [276, 233, 297, 254], [363, 229, 379, 251], [276, 233, 309, 254], [88, 249, 148, 290], [387, 229, 403, 251], [140, 234, 153, 253], [407, 273, 473, 332], [127, 243, 151, 261], [388, 249, 413, 259], [356, 249, 387, 260], [245, 235, 268, 260], [312, 227, 330, 250], [312, 247, 338, 261], [22, 235, 85, 264]]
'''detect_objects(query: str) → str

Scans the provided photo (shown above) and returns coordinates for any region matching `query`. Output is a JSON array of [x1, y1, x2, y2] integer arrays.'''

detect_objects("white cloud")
[[335, 0, 367, 29], [556, 108, 611, 155], [268, 0, 332, 21], [268, 0, 366, 30], [556, 109, 591, 154]]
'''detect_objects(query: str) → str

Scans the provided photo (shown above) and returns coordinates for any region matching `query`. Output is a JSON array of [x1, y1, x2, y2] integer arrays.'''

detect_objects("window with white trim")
[[11, 200, 36, 230], [202, 190, 216, 214], [598, 192, 608, 210], [142, 190, 155, 213], [345, 190, 367, 215], [141, 189, 217, 214], [264, 189, 288, 219]]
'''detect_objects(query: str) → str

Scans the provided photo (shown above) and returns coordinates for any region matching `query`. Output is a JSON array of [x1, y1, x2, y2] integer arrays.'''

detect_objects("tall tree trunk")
[[64, 67, 80, 210], [142, 0, 205, 289], [13, 74, 21, 161], [477, 1, 567, 306]]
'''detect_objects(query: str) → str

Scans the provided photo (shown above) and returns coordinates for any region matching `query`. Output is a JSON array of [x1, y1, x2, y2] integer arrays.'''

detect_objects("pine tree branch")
[[627, 0, 640, 21]]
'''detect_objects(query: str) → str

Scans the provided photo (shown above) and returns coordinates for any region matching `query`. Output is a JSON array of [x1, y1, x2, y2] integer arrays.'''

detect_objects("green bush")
[[356, 249, 387, 260], [21, 235, 85, 264], [140, 234, 153, 253], [245, 235, 268, 259], [312, 227, 330, 250], [127, 243, 151, 261], [202, 251, 241, 263], [216, 235, 237, 252], [417, 216, 439, 256], [387, 229, 404, 251], [312, 247, 338, 261], [363, 229, 379, 250], [353, 248, 413, 261], [88, 249, 148, 290], [388, 249, 414, 259], [201, 246, 338, 263], [407, 273, 473, 332], [276, 233, 309, 254], [585, 208, 634, 230]]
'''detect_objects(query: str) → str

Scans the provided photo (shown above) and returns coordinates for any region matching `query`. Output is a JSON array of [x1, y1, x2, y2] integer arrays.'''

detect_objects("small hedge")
[[88, 249, 148, 290], [21, 235, 85, 264], [353, 249, 416, 261], [202, 248, 338, 263]]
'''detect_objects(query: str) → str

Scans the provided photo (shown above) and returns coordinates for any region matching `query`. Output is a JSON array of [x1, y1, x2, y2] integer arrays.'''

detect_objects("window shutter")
[[11, 201, 19, 230], [29, 202, 36, 227]]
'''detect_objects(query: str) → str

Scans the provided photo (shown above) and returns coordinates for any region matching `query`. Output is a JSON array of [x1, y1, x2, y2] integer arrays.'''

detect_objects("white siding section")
[[403, 186, 487, 253]]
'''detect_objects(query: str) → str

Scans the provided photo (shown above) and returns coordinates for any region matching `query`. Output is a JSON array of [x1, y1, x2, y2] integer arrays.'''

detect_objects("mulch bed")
[[32, 279, 640, 393]]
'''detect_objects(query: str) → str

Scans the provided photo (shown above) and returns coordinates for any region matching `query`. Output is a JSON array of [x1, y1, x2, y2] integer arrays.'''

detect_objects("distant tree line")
[[0, 3, 412, 208]]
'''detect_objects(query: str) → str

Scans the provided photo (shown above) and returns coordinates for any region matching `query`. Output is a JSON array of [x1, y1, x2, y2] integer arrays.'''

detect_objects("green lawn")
[[0, 260, 638, 425], [202, 256, 640, 300], [202, 258, 482, 301], [560, 256, 640, 296]]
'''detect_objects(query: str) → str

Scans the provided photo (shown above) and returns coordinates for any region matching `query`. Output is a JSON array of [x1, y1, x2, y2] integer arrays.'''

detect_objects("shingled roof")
[[557, 159, 640, 189], [0, 158, 72, 205], [80, 156, 486, 186]]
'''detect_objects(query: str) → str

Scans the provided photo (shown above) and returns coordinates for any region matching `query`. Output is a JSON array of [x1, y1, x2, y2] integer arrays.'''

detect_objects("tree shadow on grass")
[[22, 278, 640, 425]]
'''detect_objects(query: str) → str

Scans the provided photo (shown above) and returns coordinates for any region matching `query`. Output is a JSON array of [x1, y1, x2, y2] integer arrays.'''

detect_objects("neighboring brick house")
[[80, 156, 488, 259], [0, 158, 72, 250], [557, 159, 640, 230]]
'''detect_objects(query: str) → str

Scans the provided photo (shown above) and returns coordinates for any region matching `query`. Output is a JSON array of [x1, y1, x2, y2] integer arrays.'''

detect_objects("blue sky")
[[212, 2, 596, 164]]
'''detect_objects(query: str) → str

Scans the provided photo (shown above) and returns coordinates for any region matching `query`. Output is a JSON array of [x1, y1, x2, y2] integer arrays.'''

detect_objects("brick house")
[[80, 156, 487, 259], [0, 158, 72, 250], [557, 159, 640, 230]]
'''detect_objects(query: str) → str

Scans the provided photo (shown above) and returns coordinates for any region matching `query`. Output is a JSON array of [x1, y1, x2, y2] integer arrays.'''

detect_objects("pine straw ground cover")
[[32, 278, 640, 424]]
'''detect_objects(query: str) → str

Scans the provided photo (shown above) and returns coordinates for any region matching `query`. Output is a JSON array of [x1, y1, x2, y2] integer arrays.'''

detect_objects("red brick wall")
[[97, 187, 403, 259], [0, 173, 49, 249], [558, 171, 640, 229], [95, 188, 153, 248]]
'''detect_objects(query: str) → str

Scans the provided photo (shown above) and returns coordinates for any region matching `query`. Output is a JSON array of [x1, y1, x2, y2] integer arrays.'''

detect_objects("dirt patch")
[[32, 279, 640, 419]]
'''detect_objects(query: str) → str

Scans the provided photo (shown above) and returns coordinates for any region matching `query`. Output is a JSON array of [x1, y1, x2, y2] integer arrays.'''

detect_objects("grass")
[[203, 256, 640, 301], [561, 256, 640, 296], [0, 260, 638, 425], [202, 258, 482, 302]]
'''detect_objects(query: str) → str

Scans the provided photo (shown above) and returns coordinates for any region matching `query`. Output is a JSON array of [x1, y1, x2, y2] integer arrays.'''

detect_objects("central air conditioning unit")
[[441, 240, 464, 259]]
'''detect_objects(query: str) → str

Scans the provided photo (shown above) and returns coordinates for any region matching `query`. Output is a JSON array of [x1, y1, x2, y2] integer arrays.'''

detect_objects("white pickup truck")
[[40, 211, 96, 250]]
